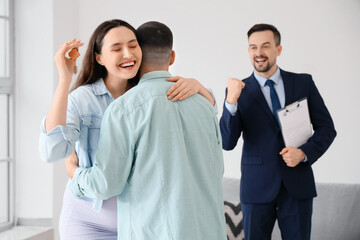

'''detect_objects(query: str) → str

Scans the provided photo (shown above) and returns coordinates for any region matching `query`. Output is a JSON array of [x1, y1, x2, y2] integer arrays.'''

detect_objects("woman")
[[39, 19, 214, 239]]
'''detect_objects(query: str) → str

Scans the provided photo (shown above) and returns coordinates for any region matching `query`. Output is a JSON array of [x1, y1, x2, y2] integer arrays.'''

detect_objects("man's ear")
[[169, 50, 175, 66], [276, 45, 282, 57], [95, 53, 104, 65]]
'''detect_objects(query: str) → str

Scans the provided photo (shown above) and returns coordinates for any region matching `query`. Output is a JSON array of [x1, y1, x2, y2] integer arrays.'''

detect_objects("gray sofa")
[[223, 177, 360, 240]]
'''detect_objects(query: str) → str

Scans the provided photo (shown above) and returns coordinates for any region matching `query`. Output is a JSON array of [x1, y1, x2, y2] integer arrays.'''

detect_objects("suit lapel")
[[245, 74, 279, 128], [281, 69, 295, 106]]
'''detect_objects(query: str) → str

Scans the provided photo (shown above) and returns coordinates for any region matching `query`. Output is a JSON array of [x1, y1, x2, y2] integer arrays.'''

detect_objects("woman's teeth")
[[120, 61, 135, 68]]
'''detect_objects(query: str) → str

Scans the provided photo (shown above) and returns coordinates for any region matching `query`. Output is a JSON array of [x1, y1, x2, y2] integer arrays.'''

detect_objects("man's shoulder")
[[106, 87, 141, 116], [280, 69, 312, 81], [108, 80, 170, 115], [242, 74, 254, 83]]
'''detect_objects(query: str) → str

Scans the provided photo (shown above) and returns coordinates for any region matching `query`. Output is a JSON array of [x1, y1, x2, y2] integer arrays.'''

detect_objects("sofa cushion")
[[223, 177, 360, 240], [224, 200, 244, 240]]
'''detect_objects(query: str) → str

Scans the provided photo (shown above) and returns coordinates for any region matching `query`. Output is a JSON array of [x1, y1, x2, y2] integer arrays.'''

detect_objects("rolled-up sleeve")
[[39, 97, 81, 163], [70, 167, 87, 197]]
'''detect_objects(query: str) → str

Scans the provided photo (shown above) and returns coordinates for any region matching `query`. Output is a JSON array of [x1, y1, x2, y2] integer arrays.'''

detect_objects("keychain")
[[68, 47, 80, 74]]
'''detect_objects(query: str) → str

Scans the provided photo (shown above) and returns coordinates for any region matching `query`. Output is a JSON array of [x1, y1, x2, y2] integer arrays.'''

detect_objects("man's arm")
[[219, 78, 245, 150], [297, 76, 337, 164], [69, 105, 134, 200]]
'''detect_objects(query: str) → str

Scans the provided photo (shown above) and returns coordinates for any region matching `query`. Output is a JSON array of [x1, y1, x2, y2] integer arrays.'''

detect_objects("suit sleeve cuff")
[[224, 101, 238, 116]]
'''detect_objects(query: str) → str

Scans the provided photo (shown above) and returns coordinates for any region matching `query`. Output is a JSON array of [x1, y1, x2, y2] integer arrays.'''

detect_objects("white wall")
[[51, 1, 80, 239], [74, 0, 360, 183], [14, 0, 360, 238], [15, 0, 54, 219]]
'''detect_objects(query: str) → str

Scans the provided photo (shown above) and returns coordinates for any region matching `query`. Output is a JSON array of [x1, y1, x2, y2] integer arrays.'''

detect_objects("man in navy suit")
[[220, 23, 336, 240]]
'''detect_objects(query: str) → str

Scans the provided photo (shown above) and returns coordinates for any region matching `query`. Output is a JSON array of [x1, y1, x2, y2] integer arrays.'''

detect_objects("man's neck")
[[140, 65, 169, 78], [254, 65, 279, 79]]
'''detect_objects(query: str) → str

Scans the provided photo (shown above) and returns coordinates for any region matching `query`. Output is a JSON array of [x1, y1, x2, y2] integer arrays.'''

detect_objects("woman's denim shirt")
[[39, 78, 114, 212]]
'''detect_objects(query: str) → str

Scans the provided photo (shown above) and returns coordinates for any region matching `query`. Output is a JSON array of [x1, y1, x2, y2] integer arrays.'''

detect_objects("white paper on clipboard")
[[277, 98, 313, 147]]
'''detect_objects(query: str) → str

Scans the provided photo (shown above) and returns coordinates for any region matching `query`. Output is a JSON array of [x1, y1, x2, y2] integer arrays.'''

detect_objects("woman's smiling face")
[[96, 26, 142, 81]]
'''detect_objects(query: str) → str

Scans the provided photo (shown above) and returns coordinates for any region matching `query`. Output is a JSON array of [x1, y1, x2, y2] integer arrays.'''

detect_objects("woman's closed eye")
[[128, 44, 138, 49]]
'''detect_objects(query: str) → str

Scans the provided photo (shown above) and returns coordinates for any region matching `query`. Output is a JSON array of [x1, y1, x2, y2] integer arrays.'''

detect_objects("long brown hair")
[[71, 19, 139, 91]]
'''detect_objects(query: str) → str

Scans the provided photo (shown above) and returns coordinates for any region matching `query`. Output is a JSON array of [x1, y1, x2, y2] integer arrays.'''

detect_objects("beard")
[[253, 57, 275, 73]]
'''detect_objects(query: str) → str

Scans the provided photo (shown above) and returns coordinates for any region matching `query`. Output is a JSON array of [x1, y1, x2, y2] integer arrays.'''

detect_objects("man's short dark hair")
[[247, 23, 281, 46], [137, 21, 173, 66]]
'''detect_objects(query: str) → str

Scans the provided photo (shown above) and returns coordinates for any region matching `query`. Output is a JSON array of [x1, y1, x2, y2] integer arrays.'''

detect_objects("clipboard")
[[277, 98, 313, 147]]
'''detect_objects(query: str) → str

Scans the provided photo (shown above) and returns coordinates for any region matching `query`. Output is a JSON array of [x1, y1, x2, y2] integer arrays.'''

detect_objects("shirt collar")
[[91, 78, 113, 98], [139, 71, 172, 84], [254, 67, 281, 87]]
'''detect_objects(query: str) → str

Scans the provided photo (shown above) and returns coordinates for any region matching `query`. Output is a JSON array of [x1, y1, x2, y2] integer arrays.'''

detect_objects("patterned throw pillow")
[[224, 201, 245, 240]]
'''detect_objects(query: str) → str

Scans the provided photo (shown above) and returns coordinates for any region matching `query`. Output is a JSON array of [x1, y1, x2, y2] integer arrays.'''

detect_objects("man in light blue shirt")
[[68, 21, 227, 240]]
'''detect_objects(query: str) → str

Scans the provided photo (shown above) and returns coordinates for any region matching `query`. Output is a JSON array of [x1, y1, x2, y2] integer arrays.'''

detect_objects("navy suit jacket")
[[220, 69, 336, 204]]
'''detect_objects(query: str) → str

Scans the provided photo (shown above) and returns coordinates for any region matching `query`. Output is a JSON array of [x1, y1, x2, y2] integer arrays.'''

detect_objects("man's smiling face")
[[248, 30, 282, 77]]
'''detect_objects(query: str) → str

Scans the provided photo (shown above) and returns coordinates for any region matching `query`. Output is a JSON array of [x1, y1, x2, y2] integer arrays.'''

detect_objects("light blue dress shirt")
[[70, 71, 227, 240], [39, 78, 115, 211]]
